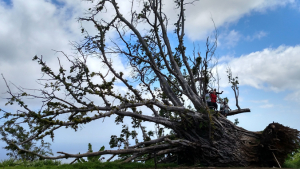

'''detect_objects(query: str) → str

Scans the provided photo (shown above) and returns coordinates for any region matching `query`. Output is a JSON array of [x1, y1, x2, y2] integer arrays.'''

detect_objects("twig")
[[272, 152, 281, 168], [107, 154, 116, 162], [69, 158, 78, 164]]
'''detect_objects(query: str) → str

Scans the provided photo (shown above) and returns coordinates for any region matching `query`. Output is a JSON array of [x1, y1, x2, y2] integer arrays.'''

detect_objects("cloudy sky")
[[0, 0, 300, 163]]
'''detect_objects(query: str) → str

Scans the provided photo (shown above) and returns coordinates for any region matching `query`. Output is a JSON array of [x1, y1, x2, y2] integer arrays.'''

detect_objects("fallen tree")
[[0, 0, 299, 167]]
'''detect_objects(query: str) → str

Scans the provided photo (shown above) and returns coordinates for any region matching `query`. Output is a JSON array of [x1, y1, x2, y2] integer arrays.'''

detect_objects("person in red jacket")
[[210, 91, 217, 110], [210, 89, 223, 110]]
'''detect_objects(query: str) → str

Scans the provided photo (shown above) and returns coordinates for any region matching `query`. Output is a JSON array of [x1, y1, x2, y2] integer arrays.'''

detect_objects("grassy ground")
[[282, 149, 300, 168], [283, 158, 300, 168], [0, 159, 178, 169], [1, 158, 300, 168]]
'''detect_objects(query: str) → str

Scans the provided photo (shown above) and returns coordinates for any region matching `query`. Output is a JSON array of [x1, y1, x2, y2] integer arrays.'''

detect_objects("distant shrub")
[[0, 158, 61, 168], [284, 148, 300, 168]]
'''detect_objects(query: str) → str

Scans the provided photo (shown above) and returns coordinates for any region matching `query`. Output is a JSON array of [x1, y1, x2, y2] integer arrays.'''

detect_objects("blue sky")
[[0, 0, 300, 163], [217, 5, 300, 55]]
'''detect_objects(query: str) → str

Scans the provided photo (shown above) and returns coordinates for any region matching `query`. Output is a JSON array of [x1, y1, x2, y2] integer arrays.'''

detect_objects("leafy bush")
[[0, 125, 53, 161], [0, 158, 16, 167], [284, 149, 300, 168], [0, 159, 61, 168], [77, 143, 105, 163]]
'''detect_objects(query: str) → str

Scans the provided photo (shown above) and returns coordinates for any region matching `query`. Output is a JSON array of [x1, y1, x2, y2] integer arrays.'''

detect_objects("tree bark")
[[170, 116, 299, 167], [227, 108, 251, 116]]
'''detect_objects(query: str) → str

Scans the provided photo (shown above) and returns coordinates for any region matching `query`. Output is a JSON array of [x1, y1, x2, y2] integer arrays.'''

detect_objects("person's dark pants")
[[220, 107, 224, 115], [207, 101, 212, 108], [212, 102, 218, 110]]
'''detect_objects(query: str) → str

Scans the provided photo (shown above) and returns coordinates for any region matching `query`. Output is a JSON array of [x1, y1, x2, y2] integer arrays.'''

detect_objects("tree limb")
[[227, 108, 250, 116]]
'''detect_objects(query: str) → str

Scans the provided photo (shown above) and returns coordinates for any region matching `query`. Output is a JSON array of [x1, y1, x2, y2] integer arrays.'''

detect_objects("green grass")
[[283, 157, 300, 168], [282, 149, 300, 168], [0, 159, 61, 168], [0, 159, 178, 169], [2, 158, 300, 168]]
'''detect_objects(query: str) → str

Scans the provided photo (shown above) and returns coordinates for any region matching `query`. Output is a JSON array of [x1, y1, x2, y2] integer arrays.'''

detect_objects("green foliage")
[[0, 159, 61, 168], [0, 159, 177, 169], [77, 143, 105, 163], [234, 118, 239, 125], [0, 158, 15, 167], [109, 125, 141, 149], [227, 68, 239, 87], [0, 125, 53, 161], [223, 97, 229, 103], [284, 148, 300, 168]]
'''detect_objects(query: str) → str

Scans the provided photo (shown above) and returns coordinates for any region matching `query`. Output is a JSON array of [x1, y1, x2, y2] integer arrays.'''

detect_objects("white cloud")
[[0, 0, 82, 62], [219, 30, 241, 48], [260, 104, 274, 108], [55, 0, 295, 42], [285, 90, 300, 103], [217, 55, 235, 63], [0, 0, 82, 110], [0, 0, 134, 111], [246, 31, 268, 41], [216, 45, 300, 105], [219, 30, 267, 48], [251, 99, 269, 103], [172, 0, 295, 40], [250, 99, 274, 108], [217, 45, 300, 92]]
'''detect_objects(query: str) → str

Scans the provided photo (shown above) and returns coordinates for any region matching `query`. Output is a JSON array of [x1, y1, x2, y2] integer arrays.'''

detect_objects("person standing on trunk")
[[210, 90, 217, 110], [220, 99, 230, 117], [205, 90, 212, 108], [210, 89, 223, 110], [223, 100, 230, 117]]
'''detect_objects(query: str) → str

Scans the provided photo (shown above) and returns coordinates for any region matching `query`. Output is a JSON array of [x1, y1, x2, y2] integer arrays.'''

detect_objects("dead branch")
[[227, 108, 251, 116]]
